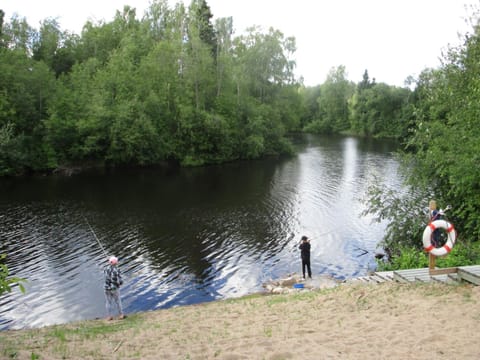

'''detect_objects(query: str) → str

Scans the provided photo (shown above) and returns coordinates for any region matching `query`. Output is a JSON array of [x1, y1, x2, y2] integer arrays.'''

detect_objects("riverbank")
[[1, 281, 479, 360]]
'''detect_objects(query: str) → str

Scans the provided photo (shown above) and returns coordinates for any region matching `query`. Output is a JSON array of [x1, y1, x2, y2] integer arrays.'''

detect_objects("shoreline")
[[1, 281, 479, 359]]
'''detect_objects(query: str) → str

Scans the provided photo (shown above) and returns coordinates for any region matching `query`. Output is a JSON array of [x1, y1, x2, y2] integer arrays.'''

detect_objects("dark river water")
[[0, 134, 400, 330]]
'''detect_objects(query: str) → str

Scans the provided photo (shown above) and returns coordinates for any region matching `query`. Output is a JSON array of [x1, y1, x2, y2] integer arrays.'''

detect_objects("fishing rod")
[[292, 229, 336, 251], [84, 216, 109, 258], [300, 229, 336, 243]]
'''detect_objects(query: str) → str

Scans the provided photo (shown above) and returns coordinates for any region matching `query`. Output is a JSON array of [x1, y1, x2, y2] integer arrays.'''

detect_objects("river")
[[0, 134, 401, 330]]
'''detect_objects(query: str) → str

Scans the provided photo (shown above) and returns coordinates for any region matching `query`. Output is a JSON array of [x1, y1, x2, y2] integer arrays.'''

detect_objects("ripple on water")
[[0, 135, 402, 329]]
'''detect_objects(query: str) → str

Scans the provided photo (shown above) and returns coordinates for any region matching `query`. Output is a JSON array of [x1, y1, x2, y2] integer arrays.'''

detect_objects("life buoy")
[[422, 220, 456, 257]]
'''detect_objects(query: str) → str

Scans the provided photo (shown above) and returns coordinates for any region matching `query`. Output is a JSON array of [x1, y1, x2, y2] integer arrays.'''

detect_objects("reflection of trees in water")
[[0, 203, 96, 274], [136, 158, 294, 282]]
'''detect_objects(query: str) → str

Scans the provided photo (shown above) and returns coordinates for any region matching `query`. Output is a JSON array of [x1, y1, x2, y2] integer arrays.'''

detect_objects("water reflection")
[[0, 135, 401, 330]]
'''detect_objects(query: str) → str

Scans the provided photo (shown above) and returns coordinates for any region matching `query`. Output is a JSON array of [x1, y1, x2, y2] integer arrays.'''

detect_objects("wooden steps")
[[345, 265, 480, 286], [393, 265, 480, 285], [456, 265, 480, 285], [345, 271, 394, 284]]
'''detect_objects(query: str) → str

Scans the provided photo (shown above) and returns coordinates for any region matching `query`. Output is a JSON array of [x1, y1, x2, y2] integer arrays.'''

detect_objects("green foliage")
[[377, 240, 480, 271], [303, 118, 330, 133], [4, 0, 419, 175], [405, 20, 480, 242], [362, 176, 433, 259], [0, 122, 23, 176], [350, 81, 411, 138], [365, 12, 480, 269], [0, 254, 26, 296], [301, 66, 413, 138], [317, 66, 354, 133], [0, 1, 302, 174], [376, 246, 428, 271], [435, 239, 480, 267]]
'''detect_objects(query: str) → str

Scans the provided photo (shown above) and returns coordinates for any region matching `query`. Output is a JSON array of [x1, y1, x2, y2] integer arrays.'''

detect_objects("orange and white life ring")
[[422, 219, 456, 257]]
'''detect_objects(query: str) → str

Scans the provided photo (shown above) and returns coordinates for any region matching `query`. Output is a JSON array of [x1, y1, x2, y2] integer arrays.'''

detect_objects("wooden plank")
[[393, 271, 409, 283], [369, 274, 388, 283], [394, 269, 419, 283], [448, 273, 460, 282], [374, 271, 394, 281], [431, 274, 458, 284], [394, 268, 432, 283], [429, 267, 458, 276], [458, 265, 480, 275], [457, 267, 480, 285], [414, 270, 436, 282], [352, 265, 480, 285]]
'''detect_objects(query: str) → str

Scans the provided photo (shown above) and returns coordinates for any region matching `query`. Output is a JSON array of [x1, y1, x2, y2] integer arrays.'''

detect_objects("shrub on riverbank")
[[376, 240, 480, 271]]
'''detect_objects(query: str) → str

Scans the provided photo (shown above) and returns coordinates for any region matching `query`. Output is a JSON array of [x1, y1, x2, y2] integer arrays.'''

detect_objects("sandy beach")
[[1, 281, 479, 360]]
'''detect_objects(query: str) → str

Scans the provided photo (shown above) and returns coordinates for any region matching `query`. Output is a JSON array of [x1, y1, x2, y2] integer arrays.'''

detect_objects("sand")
[[1, 281, 479, 360]]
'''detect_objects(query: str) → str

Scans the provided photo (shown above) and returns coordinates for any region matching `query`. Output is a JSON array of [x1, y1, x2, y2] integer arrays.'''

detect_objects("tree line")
[[0, 0, 416, 177], [363, 7, 480, 268]]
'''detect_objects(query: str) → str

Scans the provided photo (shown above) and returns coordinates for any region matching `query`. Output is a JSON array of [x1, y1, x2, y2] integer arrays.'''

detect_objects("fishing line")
[[313, 229, 336, 238], [84, 216, 108, 258]]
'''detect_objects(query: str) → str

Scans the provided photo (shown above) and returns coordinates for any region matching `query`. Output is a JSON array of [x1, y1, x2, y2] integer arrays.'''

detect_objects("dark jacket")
[[299, 241, 311, 260]]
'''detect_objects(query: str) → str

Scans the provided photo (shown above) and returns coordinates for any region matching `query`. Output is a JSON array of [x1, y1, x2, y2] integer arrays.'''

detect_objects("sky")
[[2, 0, 478, 86]]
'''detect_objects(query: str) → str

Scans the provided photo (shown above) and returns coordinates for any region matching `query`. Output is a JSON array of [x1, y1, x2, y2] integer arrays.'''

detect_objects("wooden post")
[[429, 253, 436, 272], [428, 253, 436, 270], [429, 252, 458, 275]]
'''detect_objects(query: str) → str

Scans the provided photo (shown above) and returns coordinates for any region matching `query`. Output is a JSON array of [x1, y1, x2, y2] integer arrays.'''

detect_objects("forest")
[[0, 0, 412, 176], [1, 0, 480, 270]]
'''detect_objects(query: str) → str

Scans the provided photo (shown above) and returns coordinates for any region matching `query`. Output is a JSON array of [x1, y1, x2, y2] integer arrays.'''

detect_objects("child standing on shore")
[[299, 235, 312, 279]]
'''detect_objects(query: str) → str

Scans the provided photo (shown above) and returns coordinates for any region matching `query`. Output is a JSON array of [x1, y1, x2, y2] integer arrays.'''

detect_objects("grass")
[[1, 313, 146, 360]]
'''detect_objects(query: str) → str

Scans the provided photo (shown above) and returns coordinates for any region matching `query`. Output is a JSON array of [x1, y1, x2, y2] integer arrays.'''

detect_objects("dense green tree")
[[0, 10, 4, 39], [303, 66, 356, 134], [404, 22, 480, 242], [0, 1, 301, 174], [298, 85, 321, 130], [31, 17, 84, 77], [0, 46, 56, 173], [214, 16, 234, 99], [358, 69, 375, 90], [317, 66, 354, 133], [45, 57, 104, 162], [363, 12, 480, 268], [185, 0, 216, 111], [349, 70, 411, 138], [1, 13, 33, 52], [234, 26, 296, 102], [32, 19, 62, 71], [190, 0, 217, 58]]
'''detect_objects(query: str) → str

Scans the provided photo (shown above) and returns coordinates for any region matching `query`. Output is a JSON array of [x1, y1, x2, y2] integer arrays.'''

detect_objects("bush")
[[377, 240, 480, 271], [0, 254, 26, 296]]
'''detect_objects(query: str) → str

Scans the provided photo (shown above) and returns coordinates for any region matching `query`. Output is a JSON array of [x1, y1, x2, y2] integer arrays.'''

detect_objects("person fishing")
[[299, 235, 312, 279], [104, 256, 125, 320], [428, 200, 442, 247]]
